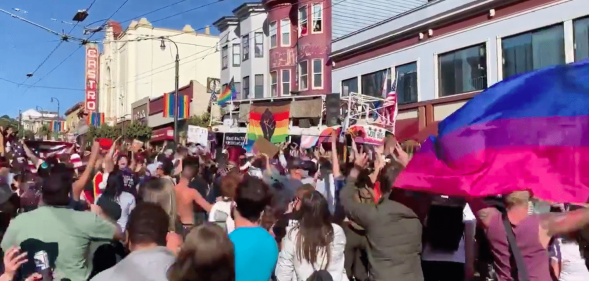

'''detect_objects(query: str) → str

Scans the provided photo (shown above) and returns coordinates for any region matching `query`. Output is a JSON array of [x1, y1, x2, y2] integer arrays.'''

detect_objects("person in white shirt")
[[275, 190, 348, 281], [549, 205, 589, 281], [208, 170, 241, 234]]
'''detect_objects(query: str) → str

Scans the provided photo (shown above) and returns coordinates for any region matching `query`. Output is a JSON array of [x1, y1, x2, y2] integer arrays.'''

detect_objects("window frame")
[[573, 16, 589, 62], [280, 19, 291, 47], [254, 74, 264, 98], [242, 35, 250, 61], [311, 3, 323, 34], [394, 61, 419, 105], [254, 32, 264, 58], [437, 43, 488, 97], [500, 24, 565, 79], [298, 60, 309, 91], [341, 77, 358, 96], [360, 68, 391, 97], [243, 76, 250, 99], [232, 43, 241, 67], [270, 72, 278, 97], [269, 21, 278, 49], [281, 69, 291, 96], [311, 58, 323, 89], [298, 6, 308, 37], [221, 45, 228, 69]]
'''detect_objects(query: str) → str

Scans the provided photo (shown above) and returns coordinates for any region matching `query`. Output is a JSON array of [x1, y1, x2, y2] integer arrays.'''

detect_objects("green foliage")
[[123, 122, 152, 141], [186, 112, 211, 129], [0, 115, 18, 129], [87, 124, 122, 140], [39, 124, 51, 139], [17, 130, 35, 140]]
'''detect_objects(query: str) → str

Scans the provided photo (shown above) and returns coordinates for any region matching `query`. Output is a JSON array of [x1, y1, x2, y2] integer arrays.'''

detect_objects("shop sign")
[[85, 43, 99, 111]]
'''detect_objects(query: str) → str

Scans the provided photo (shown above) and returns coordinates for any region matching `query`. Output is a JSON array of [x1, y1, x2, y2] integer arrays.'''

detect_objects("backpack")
[[306, 270, 333, 281]]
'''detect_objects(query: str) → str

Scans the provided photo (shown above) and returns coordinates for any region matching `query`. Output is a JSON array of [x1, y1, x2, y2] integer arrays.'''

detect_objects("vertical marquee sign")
[[85, 43, 99, 112]]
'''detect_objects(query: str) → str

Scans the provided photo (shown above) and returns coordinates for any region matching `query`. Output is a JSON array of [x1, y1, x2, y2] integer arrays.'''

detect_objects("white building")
[[19, 109, 61, 134], [98, 18, 221, 125], [330, 0, 589, 140], [214, 2, 269, 100]]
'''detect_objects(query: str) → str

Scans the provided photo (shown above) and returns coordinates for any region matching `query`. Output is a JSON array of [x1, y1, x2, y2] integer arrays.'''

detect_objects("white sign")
[[187, 125, 208, 147]]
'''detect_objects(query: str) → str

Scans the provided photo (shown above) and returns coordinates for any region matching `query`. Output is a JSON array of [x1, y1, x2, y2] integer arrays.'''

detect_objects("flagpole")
[[208, 90, 215, 127]]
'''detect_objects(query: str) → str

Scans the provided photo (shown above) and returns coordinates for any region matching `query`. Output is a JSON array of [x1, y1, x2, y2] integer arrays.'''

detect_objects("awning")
[[151, 127, 174, 142]]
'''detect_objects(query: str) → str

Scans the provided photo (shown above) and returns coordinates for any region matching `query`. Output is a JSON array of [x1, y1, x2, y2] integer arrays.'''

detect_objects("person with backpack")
[[275, 191, 347, 281]]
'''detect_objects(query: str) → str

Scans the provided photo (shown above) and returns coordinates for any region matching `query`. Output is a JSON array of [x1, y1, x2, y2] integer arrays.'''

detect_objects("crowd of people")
[[0, 126, 587, 281]]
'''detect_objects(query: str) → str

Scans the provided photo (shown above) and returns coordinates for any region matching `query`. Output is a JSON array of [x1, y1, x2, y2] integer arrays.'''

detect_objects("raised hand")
[[393, 143, 409, 168], [3, 246, 28, 279]]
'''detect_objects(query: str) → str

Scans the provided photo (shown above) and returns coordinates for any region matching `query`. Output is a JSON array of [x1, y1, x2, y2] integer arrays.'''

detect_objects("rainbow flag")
[[50, 121, 65, 132], [87, 112, 104, 127], [246, 102, 290, 144], [395, 60, 589, 204], [163, 93, 190, 119], [217, 78, 237, 107]]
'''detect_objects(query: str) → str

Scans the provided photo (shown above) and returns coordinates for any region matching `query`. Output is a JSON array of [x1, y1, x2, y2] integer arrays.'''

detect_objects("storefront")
[[150, 126, 174, 142], [132, 97, 149, 125], [148, 87, 192, 129]]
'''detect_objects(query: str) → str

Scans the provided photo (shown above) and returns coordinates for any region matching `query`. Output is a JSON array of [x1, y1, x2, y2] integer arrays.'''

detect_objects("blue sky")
[[0, 0, 246, 118]]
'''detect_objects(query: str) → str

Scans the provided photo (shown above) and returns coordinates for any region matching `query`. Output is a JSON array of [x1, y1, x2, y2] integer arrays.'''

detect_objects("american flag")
[[8, 140, 81, 173], [379, 69, 398, 132]]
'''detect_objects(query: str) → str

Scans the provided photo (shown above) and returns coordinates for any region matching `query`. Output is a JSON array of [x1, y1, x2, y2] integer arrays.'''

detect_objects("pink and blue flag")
[[395, 60, 589, 203]]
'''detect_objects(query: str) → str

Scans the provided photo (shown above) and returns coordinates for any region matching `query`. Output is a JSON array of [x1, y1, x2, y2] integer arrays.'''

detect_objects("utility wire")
[[87, 0, 131, 40], [0, 77, 84, 91], [151, 0, 225, 23], [117, 0, 191, 24]]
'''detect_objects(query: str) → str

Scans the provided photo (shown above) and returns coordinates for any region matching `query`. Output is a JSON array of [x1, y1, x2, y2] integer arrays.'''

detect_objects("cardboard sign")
[[348, 124, 390, 146], [131, 139, 144, 153], [187, 125, 208, 147], [253, 137, 279, 158], [224, 133, 246, 146]]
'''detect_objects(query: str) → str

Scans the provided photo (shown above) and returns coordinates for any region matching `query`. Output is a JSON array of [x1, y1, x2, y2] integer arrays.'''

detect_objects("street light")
[[159, 36, 180, 144], [51, 97, 60, 117]]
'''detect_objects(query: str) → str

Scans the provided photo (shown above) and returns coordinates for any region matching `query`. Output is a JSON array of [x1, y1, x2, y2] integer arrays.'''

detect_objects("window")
[[574, 17, 589, 62], [234, 82, 241, 99], [269, 22, 277, 48], [254, 33, 264, 58], [243, 76, 250, 99], [502, 24, 565, 79], [298, 6, 308, 37], [221, 45, 228, 69], [298, 60, 308, 90], [255, 74, 264, 98], [395, 62, 418, 104], [282, 70, 291, 95], [312, 4, 323, 33], [242, 35, 249, 61], [341, 77, 358, 96], [312, 59, 323, 89], [281, 19, 291, 47], [439, 44, 488, 97], [270, 72, 278, 97], [232, 44, 240, 66], [361, 69, 391, 97]]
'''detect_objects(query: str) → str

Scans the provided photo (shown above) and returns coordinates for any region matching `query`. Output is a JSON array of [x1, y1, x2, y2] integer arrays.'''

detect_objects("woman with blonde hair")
[[139, 178, 178, 232], [168, 223, 235, 281]]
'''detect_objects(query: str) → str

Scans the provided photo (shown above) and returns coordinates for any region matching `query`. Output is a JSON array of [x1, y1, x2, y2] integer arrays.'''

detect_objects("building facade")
[[264, 0, 333, 96], [20, 109, 62, 134], [98, 18, 220, 125], [214, 16, 242, 96], [64, 102, 84, 133], [330, 0, 589, 140]]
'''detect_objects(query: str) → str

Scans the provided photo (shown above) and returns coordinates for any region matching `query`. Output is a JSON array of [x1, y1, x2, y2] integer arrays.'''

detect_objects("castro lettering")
[[85, 46, 99, 111]]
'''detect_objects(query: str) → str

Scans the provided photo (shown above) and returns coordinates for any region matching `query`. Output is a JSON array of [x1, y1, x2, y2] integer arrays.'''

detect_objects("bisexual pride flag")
[[395, 60, 589, 203]]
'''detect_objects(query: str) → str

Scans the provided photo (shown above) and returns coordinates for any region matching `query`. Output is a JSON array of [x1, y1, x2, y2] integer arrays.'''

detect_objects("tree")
[[39, 124, 51, 139], [0, 115, 18, 129], [17, 130, 35, 140], [87, 124, 122, 140], [124, 122, 152, 141], [186, 112, 210, 129]]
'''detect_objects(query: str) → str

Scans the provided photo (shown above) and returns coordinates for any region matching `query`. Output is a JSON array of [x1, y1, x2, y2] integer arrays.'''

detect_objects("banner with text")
[[224, 133, 246, 146]]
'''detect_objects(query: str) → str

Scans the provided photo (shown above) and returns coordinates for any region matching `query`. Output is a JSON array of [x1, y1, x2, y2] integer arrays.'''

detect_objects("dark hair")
[[41, 170, 73, 206], [126, 202, 170, 246], [161, 159, 174, 176], [181, 157, 200, 179], [103, 171, 124, 198], [234, 175, 272, 223], [291, 191, 334, 266], [176, 147, 188, 157], [168, 223, 235, 281]]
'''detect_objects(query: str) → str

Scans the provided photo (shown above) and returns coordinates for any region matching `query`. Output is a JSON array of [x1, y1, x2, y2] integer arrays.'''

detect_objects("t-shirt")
[[97, 192, 136, 232], [549, 238, 589, 281], [1, 206, 117, 281], [90, 247, 175, 281], [230, 227, 278, 281]]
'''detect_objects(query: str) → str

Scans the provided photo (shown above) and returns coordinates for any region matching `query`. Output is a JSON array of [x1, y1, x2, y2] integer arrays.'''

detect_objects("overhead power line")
[[0, 77, 84, 91], [87, 0, 131, 40], [117, 0, 191, 24], [151, 0, 225, 23]]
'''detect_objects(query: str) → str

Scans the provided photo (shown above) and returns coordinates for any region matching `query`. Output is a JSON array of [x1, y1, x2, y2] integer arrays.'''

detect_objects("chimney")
[[205, 25, 210, 35]]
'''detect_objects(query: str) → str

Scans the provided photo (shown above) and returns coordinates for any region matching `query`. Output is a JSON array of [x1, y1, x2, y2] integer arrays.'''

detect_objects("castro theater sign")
[[85, 44, 99, 112]]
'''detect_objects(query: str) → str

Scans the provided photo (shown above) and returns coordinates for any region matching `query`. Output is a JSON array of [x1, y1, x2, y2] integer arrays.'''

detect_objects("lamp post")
[[159, 36, 180, 144], [51, 97, 60, 117]]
